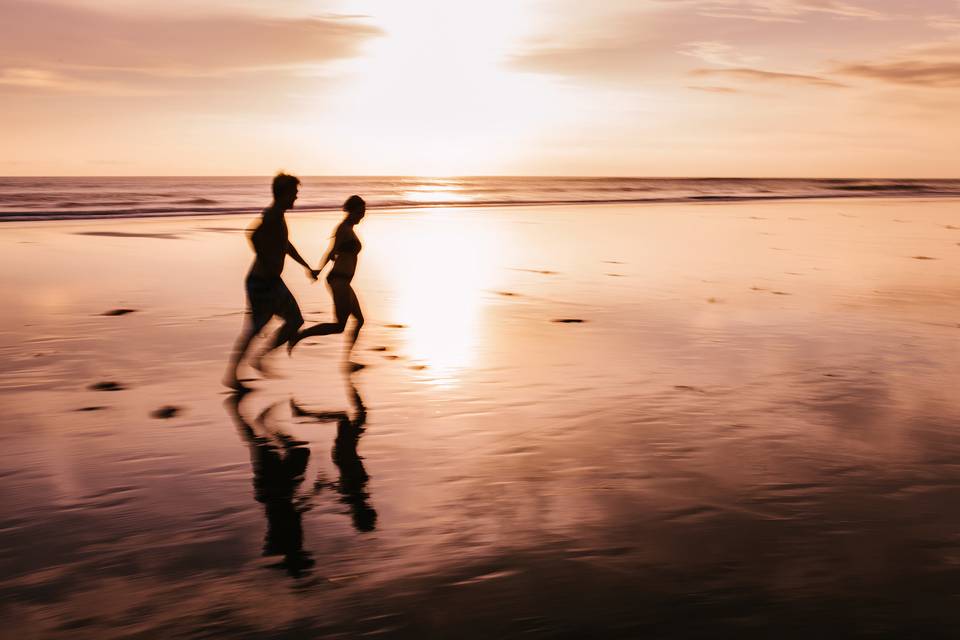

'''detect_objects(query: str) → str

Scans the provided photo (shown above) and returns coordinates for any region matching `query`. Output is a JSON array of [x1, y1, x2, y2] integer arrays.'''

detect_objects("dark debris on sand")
[[89, 381, 126, 392], [101, 309, 137, 316], [151, 406, 181, 419], [513, 268, 559, 275], [75, 231, 180, 240], [911, 256, 937, 260], [552, 318, 586, 323], [76, 406, 107, 412], [385, 324, 408, 329]]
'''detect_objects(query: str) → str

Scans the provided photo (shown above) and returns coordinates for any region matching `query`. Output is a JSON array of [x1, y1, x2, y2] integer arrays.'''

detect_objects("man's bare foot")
[[346, 361, 367, 373], [250, 351, 281, 378], [223, 375, 251, 393]]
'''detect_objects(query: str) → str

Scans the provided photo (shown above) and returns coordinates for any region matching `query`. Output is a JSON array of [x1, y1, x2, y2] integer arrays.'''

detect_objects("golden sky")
[[2, 0, 959, 176]]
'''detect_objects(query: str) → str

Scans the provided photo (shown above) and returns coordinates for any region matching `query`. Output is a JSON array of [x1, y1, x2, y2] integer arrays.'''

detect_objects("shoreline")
[[3, 194, 960, 224]]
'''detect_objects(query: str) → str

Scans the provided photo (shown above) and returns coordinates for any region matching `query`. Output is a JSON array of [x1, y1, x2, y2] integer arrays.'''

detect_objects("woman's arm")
[[316, 225, 346, 272]]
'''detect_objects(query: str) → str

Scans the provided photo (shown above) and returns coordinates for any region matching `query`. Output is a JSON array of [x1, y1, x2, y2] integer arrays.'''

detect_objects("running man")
[[224, 173, 318, 390]]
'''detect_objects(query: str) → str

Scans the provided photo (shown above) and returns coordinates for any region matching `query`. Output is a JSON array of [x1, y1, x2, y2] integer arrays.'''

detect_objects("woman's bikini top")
[[338, 236, 361, 255]]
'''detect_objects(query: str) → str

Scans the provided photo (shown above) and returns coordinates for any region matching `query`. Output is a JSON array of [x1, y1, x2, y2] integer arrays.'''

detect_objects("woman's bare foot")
[[286, 333, 301, 355], [346, 361, 367, 373]]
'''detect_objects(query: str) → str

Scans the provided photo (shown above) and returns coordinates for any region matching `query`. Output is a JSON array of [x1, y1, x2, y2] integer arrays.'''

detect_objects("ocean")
[[2, 176, 959, 221]]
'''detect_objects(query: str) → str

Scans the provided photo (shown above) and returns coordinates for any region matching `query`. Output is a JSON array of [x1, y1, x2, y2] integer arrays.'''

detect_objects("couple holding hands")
[[225, 173, 367, 391]]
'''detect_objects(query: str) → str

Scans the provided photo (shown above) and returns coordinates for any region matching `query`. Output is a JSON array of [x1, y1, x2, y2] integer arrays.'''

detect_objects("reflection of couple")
[[224, 173, 367, 391], [225, 377, 374, 578]]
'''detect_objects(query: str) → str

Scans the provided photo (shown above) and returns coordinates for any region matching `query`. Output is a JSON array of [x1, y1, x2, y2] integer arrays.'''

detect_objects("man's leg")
[[253, 280, 304, 370], [225, 312, 269, 389]]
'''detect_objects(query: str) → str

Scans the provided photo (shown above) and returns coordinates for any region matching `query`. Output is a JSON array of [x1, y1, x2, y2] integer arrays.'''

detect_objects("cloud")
[[0, 67, 168, 95], [0, 1, 381, 83], [685, 0, 890, 21], [837, 61, 960, 87], [509, 40, 678, 83], [687, 85, 743, 93], [690, 67, 849, 87], [835, 41, 960, 88], [679, 41, 763, 66]]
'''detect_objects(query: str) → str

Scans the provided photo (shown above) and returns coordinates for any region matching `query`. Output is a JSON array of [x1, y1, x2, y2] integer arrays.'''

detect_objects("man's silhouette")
[[225, 395, 315, 577], [225, 173, 318, 389]]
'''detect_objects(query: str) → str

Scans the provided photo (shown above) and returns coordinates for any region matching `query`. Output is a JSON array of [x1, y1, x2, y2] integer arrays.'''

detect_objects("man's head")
[[272, 172, 300, 209]]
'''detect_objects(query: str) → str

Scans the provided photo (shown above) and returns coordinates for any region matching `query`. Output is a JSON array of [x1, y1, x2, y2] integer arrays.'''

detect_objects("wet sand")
[[1, 198, 959, 638]]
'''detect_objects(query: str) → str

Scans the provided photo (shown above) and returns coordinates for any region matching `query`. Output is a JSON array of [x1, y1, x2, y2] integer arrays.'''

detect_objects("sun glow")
[[314, 0, 567, 175]]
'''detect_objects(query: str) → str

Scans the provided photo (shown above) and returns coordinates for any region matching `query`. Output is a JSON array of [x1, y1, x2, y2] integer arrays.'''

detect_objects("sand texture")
[[1, 198, 959, 638]]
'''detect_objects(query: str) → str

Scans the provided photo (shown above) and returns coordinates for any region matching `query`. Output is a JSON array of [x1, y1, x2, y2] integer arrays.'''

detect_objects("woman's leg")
[[347, 287, 364, 354], [290, 279, 352, 347]]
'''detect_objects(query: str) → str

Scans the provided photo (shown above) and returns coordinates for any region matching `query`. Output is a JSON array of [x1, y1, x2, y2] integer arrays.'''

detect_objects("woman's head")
[[343, 195, 366, 222]]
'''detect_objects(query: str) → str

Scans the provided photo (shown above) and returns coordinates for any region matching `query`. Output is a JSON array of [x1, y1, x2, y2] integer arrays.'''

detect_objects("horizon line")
[[2, 175, 959, 181]]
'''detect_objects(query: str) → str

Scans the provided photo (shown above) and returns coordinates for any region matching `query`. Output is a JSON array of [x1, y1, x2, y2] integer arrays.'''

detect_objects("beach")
[[2, 197, 959, 637]]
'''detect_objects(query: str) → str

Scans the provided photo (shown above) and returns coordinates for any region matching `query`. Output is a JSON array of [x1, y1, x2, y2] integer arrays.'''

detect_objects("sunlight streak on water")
[[381, 213, 498, 385]]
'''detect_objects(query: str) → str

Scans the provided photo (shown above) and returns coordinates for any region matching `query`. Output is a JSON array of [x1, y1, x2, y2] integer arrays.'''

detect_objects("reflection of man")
[[292, 379, 377, 532], [224, 173, 319, 390], [225, 394, 315, 577]]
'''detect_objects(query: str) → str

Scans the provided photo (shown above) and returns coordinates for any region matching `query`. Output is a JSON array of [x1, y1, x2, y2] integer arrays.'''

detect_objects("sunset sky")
[[2, 0, 959, 177]]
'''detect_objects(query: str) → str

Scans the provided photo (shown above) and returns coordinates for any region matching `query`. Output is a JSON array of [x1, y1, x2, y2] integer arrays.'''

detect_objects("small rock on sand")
[[151, 406, 181, 419], [77, 406, 106, 412], [552, 318, 586, 323], [102, 309, 137, 316], [385, 324, 408, 329], [911, 256, 936, 260], [89, 381, 126, 391]]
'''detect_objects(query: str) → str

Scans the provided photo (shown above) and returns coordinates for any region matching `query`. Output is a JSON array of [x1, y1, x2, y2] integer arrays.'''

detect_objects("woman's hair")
[[343, 194, 365, 215]]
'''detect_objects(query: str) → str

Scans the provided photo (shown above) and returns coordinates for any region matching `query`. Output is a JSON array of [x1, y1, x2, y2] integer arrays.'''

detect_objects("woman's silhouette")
[[291, 195, 366, 369], [291, 377, 376, 532]]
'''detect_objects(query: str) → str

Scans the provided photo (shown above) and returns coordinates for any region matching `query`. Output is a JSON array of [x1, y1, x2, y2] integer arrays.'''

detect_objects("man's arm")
[[287, 242, 318, 280]]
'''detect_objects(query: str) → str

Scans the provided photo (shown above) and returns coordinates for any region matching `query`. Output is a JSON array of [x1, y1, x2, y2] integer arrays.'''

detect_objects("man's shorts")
[[245, 274, 304, 330]]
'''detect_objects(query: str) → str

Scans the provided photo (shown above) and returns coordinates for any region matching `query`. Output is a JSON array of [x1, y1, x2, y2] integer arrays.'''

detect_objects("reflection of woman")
[[225, 395, 315, 577], [291, 195, 366, 369], [291, 378, 376, 532]]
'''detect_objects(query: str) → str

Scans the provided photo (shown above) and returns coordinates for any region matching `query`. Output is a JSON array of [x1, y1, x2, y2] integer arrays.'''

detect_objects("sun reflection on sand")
[[382, 213, 499, 385]]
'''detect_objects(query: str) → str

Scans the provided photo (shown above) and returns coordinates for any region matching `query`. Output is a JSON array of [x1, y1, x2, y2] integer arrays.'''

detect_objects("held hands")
[[306, 267, 320, 281]]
